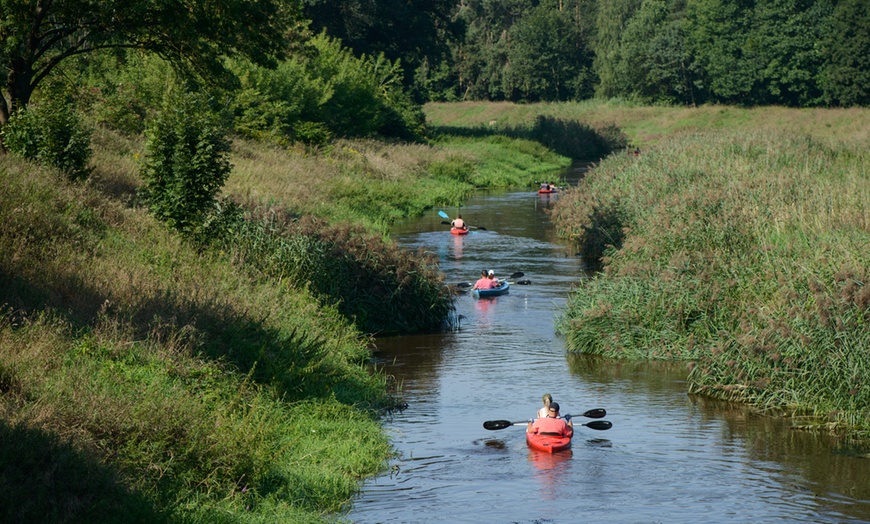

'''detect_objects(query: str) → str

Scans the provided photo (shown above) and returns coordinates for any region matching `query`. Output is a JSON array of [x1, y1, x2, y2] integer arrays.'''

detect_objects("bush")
[[1, 100, 93, 180], [140, 91, 231, 237]]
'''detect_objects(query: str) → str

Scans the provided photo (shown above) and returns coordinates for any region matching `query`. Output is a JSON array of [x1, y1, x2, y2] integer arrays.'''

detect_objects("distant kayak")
[[537, 188, 557, 194], [526, 429, 573, 453], [471, 280, 509, 298], [450, 227, 469, 235]]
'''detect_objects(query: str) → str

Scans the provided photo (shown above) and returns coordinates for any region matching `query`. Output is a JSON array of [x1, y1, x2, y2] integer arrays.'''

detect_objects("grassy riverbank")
[[551, 129, 870, 436], [0, 114, 589, 521], [429, 100, 870, 436]]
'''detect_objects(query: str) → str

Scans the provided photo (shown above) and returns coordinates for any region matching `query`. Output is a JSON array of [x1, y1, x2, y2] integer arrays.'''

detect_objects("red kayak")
[[526, 428, 573, 453], [537, 188, 556, 194], [450, 227, 469, 235]]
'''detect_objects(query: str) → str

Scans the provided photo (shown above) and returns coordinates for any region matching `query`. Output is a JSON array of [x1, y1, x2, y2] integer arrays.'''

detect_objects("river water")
[[345, 173, 870, 524]]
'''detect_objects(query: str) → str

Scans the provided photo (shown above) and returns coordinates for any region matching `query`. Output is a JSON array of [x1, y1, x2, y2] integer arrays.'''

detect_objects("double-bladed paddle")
[[483, 408, 610, 431], [441, 220, 487, 231], [455, 272, 525, 289]]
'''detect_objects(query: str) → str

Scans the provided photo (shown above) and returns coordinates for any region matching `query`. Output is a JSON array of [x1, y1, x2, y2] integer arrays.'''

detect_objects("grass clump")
[[552, 130, 870, 435]]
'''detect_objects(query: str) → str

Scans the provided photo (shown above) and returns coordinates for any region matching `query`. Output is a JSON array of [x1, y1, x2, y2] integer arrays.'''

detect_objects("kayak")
[[471, 280, 509, 298], [450, 227, 469, 235], [537, 188, 557, 194], [526, 429, 573, 453]]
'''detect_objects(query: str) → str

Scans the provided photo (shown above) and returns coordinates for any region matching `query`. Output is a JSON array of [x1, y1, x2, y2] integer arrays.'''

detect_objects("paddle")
[[456, 272, 524, 289], [483, 408, 609, 430], [483, 419, 612, 431], [441, 220, 487, 231], [438, 210, 449, 219]]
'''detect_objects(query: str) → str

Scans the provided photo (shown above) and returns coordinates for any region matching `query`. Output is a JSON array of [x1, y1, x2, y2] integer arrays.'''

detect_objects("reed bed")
[[552, 130, 870, 435]]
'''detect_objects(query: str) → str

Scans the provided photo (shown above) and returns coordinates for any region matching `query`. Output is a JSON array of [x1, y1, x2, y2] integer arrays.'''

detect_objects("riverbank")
[[0, 115, 587, 521], [550, 129, 870, 436], [427, 100, 870, 437]]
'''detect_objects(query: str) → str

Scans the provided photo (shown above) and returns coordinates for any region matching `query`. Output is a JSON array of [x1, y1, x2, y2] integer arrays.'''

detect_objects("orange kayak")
[[526, 429, 573, 453], [450, 227, 469, 235]]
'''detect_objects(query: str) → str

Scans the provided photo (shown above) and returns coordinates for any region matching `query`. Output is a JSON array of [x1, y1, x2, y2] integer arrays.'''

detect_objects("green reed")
[[553, 130, 870, 435]]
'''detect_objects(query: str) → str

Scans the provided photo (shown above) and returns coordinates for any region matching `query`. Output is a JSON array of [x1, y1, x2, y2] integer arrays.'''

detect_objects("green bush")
[[1, 100, 93, 180], [140, 91, 231, 237]]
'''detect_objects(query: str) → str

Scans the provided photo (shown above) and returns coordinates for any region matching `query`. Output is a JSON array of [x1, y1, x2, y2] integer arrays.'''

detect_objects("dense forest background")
[[2, 0, 868, 159], [308, 0, 869, 108]]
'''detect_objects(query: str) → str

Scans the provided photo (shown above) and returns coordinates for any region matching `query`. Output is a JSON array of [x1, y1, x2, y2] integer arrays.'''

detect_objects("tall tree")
[[0, 0, 302, 128], [504, 3, 594, 101], [303, 0, 458, 94], [821, 0, 870, 106], [592, 0, 643, 98]]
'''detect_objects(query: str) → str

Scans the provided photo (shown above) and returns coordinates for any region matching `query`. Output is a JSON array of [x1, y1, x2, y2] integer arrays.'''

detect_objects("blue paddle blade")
[[438, 210, 449, 219]]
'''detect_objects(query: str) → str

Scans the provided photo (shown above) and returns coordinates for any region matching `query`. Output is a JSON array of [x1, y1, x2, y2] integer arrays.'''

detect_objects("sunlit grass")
[[552, 129, 870, 435]]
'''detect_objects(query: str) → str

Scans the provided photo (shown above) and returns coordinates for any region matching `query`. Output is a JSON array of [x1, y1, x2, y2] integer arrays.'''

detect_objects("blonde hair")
[[542, 393, 553, 404]]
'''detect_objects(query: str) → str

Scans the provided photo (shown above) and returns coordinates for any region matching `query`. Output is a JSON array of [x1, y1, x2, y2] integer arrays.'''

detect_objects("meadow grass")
[[425, 101, 870, 150], [1, 146, 395, 522], [551, 130, 870, 435]]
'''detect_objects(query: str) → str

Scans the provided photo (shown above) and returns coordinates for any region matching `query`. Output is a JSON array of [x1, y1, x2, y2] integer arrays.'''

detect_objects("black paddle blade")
[[483, 420, 515, 430], [509, 272, 524, 279], [581, 408, 606, 419], [582, 420, 613, 430], [455, 282, 473, 289], [441, 221, 451, 225], [475, 226, 487, 231], [515, 279, 531, 285]]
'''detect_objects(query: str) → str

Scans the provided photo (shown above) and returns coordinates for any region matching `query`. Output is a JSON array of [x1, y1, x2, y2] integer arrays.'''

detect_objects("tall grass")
[[552, 130, 870, 434], [1, 147, 394, 521]]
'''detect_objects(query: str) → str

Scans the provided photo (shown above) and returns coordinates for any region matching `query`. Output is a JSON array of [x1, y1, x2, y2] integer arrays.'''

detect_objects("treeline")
[[305, 0, 870, 107]]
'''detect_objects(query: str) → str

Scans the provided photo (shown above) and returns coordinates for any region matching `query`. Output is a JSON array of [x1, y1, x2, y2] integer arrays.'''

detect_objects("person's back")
[[528, 401, 573, 437], [472, 269, 492, 290], [531, 416, 571, 436], [452, 215, 466, 229]]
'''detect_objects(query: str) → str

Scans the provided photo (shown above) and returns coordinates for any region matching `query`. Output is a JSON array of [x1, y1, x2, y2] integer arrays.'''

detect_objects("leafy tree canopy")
[[0, 0, 303, 127]]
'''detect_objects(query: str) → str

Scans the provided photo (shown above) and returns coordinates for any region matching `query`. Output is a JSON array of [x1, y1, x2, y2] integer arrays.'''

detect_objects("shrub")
[[1, 100, 93, 180], [140, 91, 231, 237]]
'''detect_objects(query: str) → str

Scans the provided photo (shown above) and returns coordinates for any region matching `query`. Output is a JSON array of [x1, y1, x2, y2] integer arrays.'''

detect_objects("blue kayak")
[[471, 280, 510, 298]]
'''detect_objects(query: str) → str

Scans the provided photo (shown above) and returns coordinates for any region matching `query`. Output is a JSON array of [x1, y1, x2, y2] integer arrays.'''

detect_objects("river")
[[345, 172, 870, 524]]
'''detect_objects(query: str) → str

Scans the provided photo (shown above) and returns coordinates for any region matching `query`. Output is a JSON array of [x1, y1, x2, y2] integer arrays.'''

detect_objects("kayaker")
[[472, 269, 493, 291], [536, 393, 553, 419], [488, 269, 503, 287], [451, 214, 467, 230], [527, 402, 573, 437]]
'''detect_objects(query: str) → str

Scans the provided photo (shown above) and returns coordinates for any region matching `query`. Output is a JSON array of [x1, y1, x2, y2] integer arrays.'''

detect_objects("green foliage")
[[0, 0, 302, 127], [140, 92, 231, 237], [228, 34, 423, 142], [553, 130, 870, 431], [1, 99, 93, 180], [504, 4, 595, 101], [821, 0, 870, 106]]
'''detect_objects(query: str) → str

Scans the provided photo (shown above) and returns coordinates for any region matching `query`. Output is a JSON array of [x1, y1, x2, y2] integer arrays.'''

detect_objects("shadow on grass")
[[0, 421, 166, 524], [431, 115, 629, 160], [0, 267, 381, 408]]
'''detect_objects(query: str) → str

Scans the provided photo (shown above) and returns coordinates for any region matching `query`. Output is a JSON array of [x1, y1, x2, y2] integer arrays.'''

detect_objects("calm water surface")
[[346, 179, 870, 524]]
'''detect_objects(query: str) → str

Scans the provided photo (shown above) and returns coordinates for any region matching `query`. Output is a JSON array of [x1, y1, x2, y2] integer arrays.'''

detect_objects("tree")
[[504, 4, 594, 101], [592, 0, 643, 98], [0, 0, 302, 130], [822, 0, 870, 106]]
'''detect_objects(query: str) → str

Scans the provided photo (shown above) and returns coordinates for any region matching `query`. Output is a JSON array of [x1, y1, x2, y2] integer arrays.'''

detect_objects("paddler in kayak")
[[471, 269, 494, 291], [536, 393, 553, 419], [450, 214, 468, 232], [527, 402, 573, 436]]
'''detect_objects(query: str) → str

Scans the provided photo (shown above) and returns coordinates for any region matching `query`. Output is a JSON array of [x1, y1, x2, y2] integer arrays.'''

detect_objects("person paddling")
[[451, 214, 467, 231], [472, 269, 493, 291], [536, 393, 553, 419], [527, 402, 573, 437]]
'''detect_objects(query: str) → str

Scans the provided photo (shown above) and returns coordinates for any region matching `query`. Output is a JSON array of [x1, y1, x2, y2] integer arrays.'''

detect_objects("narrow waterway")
[[346, 178, 870, 524]]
